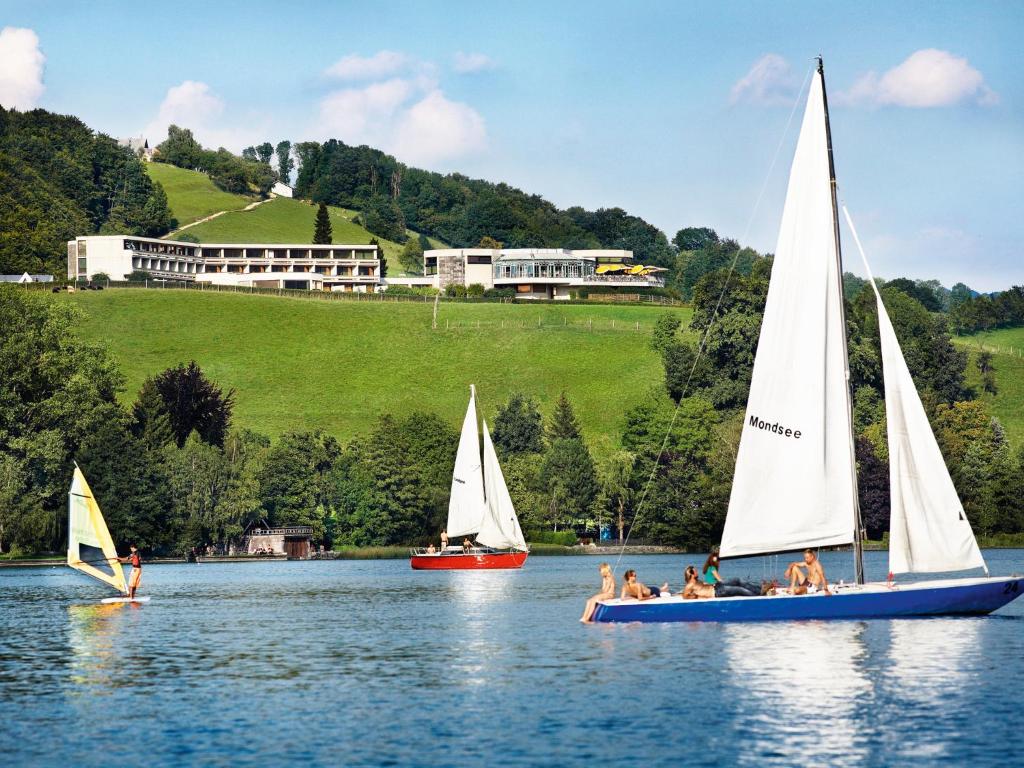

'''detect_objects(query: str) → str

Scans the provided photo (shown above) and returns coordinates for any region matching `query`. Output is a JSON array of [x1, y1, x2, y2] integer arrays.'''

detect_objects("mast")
[[818, 56, 865, 584]]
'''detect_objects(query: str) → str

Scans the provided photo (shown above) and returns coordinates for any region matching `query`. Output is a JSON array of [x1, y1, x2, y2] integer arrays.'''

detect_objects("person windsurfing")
[[117, 545, 142, 599]]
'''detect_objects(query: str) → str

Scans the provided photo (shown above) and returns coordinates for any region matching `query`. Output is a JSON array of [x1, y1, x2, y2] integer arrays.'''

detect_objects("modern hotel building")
[[67, 235, 381, 292], [393, 248, 666, 299]]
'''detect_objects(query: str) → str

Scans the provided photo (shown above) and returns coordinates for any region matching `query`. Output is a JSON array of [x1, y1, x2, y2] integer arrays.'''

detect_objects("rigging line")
[[611, 63, 815, 575]]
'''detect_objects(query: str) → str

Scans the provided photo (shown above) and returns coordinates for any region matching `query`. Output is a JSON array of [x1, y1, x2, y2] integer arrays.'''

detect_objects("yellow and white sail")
[[67, 466, 127, 594]]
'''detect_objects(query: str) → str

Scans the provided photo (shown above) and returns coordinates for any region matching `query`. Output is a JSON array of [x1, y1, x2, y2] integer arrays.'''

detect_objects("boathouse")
[[245, 524, 313, 559]]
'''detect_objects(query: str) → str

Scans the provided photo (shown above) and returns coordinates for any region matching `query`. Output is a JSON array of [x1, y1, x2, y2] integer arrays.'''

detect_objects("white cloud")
[[325, 50, 409, 81], [317, 78, 413, 140], [315, 74, 486, 168], [730, 54, 797, 106], [0, 27, 45, 109], [452, 51, 494, 74], [143, 80, 268, 151], [838, 49, 997, 108], [392, 90, 487, 165]]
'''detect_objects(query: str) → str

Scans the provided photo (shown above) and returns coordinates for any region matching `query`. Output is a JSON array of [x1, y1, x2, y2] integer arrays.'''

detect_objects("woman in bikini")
[[580, 562, 616, 623]]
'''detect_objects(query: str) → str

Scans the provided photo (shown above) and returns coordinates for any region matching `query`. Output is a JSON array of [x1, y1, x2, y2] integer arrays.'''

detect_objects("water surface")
[[1, 550, 1022, 766]]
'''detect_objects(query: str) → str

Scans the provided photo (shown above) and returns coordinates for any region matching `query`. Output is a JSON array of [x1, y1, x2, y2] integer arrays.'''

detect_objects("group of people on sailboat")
[[579, 548, 833, 621]]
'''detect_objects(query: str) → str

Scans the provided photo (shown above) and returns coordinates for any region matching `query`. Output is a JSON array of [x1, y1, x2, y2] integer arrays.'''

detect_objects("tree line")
[[0, 106, 174, 275], [155, 126, 276, 196]]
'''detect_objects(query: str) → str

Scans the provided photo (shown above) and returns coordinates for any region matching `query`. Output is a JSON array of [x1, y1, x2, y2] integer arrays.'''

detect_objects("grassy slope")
[[66, 290, 690, 457], [182, 197, 413, 267], [955, 327, 1024, 447], [145, 163, 254, 227]]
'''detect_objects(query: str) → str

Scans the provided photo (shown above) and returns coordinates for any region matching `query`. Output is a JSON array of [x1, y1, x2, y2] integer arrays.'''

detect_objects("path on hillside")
[[166, 196, 275, 237]]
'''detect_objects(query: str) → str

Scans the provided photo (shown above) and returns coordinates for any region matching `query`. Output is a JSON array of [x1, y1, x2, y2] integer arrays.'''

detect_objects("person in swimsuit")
[[580, 562, 616, 623], [683, 565, 762, 599], [426, 543, 436, 554], [117, 544, 142, 599], [440, 530, 448, 549], [620, 569, 669, 601], [683, 566, 716, 599], [462, 537, 472, 554], [784, 549, 831, 596]]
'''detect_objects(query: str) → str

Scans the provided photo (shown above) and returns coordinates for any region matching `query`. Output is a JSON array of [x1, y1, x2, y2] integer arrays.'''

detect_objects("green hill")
[[147, 163, 444, 268], [145, 163, 254, 227], [955, 327, 1024, 447], [183, 197, 416, 264], [64, 290, 687, 456]]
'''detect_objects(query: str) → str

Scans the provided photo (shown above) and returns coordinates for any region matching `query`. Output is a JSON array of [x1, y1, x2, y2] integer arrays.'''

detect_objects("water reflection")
[[882, 618, 982, 761], [723, 621, 871, 766], [67, 603, 136, 692], [444, 571, 519, 687]]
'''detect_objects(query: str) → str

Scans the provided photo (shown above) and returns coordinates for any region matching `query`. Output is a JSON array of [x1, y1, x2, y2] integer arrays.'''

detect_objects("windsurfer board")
[[100, 596, 151, 604]]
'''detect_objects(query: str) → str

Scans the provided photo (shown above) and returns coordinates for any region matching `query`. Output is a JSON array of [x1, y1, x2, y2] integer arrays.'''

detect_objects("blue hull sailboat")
[[595, 59, 1024, 624]]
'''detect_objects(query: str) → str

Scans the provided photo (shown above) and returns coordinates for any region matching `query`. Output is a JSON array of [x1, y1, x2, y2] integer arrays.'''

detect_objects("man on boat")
[[682, 566, 761, 599], [784, 549, 830, 596], [440, 530, 448, 549], [621, 570, 668, 600], [117, 544, 142, 599]]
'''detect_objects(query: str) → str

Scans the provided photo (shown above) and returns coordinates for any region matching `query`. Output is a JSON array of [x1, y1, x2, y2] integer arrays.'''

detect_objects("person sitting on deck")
[[580, 562, 616, 623], [702, 549, 723, 585], [426, 543, 436, 554], [621, 569, 668, 601], [784, 549, 831, 596], [683, 565, 762, 599], [462, 538, 472, 553]]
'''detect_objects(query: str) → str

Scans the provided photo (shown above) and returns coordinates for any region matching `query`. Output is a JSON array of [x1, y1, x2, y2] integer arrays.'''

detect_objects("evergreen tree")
[[491, 394, 544, 456], [538, 438, 598, 530], [150, 362, 235, 448], [275, 140, 293, 184], [313, 202, 333, 244], [370, 238, 387, 277], [131, 378, 174, 450], [547, 392, 582, 441]]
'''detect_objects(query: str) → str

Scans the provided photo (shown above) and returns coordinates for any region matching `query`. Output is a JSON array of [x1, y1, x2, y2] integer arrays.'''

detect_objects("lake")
[[2, 550, 1023, 767]]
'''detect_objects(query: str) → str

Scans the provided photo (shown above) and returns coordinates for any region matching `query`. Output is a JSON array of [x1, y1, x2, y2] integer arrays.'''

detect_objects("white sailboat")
[[594, 58, 1023, 622], [67, 465, 148, 603], [410, 386, 529, 569]]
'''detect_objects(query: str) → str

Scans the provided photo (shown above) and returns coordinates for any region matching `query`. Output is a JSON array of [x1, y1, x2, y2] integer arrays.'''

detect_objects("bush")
[[384, 285, 439, 297], [484, 287, 515, 299], [466, 283, 486, 297], [525, 530, 578, 546], [126, 270, 151, 282], [445, 284, 467, 298], [90, 272, 110, 282]]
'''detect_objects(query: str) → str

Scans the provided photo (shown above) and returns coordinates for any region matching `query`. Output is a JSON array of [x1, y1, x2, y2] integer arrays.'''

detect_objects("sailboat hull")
[[410, 551, 528, 570], [592, 576, 1024, 623]]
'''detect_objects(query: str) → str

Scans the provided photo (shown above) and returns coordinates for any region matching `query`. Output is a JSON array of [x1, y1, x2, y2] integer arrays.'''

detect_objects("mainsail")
[[67, 466, 127, 594], [843, 208, 986, 575], [720, 69, 857, 558], [476, 421, 528, 552], [446, 386, 487, 538]]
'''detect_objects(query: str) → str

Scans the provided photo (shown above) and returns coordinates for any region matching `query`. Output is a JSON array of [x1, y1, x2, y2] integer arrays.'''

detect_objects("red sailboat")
[[411, 386, 529, 570]]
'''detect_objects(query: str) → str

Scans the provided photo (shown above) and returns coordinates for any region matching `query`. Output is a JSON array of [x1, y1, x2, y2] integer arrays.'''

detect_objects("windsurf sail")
[[67, 466, 127, 594]]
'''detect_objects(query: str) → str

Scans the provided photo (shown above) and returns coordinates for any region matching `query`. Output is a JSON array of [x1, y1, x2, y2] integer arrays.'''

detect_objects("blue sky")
[[2, 0, 1021, 289]]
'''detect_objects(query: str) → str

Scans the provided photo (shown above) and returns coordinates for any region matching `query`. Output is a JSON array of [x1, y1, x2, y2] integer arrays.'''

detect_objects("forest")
[[0, 107, 174, 275]]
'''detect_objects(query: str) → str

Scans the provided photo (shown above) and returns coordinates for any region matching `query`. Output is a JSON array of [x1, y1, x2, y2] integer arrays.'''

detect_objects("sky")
[[1, 0, 1021, 290]]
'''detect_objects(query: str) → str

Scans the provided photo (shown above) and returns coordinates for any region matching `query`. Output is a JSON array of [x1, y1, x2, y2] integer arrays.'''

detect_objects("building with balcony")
[[394, 247, 665, 299], [67, 235, 381, 292]]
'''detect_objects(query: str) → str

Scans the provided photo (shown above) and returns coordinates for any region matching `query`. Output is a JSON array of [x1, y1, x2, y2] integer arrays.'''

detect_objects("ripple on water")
[[2, 552, 1024, 766]]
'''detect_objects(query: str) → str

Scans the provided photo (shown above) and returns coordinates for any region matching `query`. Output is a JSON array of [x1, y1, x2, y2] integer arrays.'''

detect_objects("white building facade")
[[67, 235, 380, 292], [394, 247, 665, 300]]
